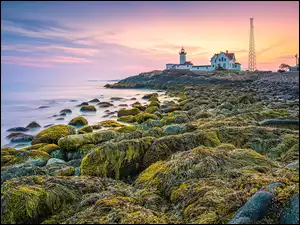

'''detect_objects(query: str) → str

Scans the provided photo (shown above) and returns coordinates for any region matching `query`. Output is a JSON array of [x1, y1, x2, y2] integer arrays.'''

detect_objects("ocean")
[[1, 80, 168, 148]]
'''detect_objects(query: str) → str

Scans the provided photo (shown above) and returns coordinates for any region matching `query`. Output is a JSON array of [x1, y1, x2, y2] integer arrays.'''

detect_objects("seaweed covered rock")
[[145, 106, 159, 114], [81, 137, 155, 179], [78, 125, 93, 134], [68, 116, 88, 126], [142, 93, 158, 100], [142, 131, 220, 169], [58, 130, 116, 151], [136, 112, 159, 124], [31, 125, 76, 145], [118, 108, 140, 117], [80, 105, 97, 112], [163, 125, 186, 135], [99, 120, 124, 127], [117, 115, 137, 123]]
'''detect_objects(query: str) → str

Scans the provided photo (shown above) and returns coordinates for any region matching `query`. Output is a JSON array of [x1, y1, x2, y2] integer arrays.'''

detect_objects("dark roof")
[[211, 52, 235, 61], [235, 62, 241, 65]]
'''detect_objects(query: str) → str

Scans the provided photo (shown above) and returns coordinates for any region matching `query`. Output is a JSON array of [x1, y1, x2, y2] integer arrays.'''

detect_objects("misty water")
[[1, 80, 171, 148]]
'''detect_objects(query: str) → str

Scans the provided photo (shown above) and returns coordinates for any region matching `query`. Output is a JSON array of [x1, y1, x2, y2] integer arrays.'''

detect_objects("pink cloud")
[[1, 55, 92, 67]]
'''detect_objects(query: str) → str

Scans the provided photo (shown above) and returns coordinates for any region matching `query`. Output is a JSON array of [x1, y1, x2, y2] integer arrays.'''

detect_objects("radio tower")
[[248, 18, 256, 71]]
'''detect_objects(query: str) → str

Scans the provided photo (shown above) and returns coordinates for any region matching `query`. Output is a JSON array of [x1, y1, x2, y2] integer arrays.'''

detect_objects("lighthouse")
[[179, 47, 187, 64]]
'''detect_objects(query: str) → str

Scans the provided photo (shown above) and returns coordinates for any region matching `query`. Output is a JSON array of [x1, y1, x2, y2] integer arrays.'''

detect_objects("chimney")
[[226, 50, 228, 54]]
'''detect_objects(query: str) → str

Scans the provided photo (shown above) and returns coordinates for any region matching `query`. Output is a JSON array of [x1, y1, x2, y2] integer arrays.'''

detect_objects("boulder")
[[117, 115, 137, 123], [6, 127, 29, 132], [31, 125, 76, 145], [10, 134, 34, 143], [280, 194, 299, 224], [58, 130, 116, 151], [99, 120, 124, 127], [25, 121, 41, 129], [97, 102, 114, 107], [228, 191, 274, 224], [88, 98, 100, 103], [163, 125, 186, 135], [118, 108, 140, 117], [68, 116, 88, 126], [76, 102, 89, 107], [111, 97, 124, 100], [80, 137, 155, 179], [80, 105, 97, 112], [78, 125, 93, 134], [59, 109, 72, 114], [142, 93, 158, 100], [46, 158, 66, 166]]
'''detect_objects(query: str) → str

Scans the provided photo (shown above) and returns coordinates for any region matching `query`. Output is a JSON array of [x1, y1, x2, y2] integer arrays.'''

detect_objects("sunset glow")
[[1, 1, 299, 81]]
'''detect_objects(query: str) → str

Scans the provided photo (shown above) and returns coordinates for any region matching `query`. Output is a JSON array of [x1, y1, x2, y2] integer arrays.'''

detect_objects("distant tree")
[[279, 63, 291, 71]]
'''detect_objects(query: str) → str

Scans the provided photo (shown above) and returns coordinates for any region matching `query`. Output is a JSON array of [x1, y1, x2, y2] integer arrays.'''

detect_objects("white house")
[[166, 47, 241, 71], [210, 50, 241, 71]]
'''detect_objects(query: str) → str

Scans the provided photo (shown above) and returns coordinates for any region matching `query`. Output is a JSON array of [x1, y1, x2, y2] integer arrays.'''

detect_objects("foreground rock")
[[68, 116, 88, 126], [31, 125, 76, 145], [80, 105, 97, 112]]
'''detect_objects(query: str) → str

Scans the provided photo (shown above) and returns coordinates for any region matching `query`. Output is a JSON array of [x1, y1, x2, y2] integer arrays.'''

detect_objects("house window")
[[224, 58, 226, 61], [223, 63, 226, 68]]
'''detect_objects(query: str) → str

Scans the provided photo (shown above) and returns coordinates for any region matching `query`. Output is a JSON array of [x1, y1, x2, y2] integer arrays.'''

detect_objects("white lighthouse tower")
[[179, 47, 187, 64]]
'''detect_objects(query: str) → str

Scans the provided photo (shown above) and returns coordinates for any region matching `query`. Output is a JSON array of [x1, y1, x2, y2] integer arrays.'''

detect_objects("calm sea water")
[[1, 80, 169, 148]]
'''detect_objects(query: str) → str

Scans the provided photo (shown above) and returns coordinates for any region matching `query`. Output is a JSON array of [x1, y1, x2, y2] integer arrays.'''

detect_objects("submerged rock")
[[97, 102, 114, 107], [38, 106, 50, 109], [76, 102, 89, 107]]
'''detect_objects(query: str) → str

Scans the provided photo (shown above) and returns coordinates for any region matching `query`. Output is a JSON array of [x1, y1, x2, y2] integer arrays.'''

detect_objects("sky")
[[1, 1, 299, 83]]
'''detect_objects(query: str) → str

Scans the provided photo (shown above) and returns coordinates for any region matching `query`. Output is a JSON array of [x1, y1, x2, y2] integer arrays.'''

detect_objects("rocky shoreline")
[[1, 70, 299, 224]]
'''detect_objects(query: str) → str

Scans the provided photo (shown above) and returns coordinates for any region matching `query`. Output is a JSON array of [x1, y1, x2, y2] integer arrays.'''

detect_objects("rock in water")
[[6, 127, 29, 132], [68, 116, 88, 126], [60, 109, 72, 114], [80, 105, 97, 112], [88, 98, 100, 103], [46, 158, 66, 166], [25, 121, 41, 129], [31, 124, 76, 145]]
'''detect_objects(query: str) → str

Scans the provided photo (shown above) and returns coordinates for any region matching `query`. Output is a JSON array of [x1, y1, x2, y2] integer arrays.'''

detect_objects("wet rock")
[[130, 97, 137, 100], [228, 190, 274, 224], [25, 121, 41, 129], [6, 127, 29, 132], [97, 102, 114, 107], [118, 108, 140, 117], [111, 97, 124, 100], [88, 98, 100, 103], [259, 119, 299, 126], [59, 112, 67, 116], [80, 105, 97, 112], [119, 104, 128, 107], [163, 125, 186, 135], [280, 194, 299, 224], [10, 134, 34, 143], [44, 124, 54, 128], [32, 124, 76, 145], [38, 106, 50, 109], [76, 102, 89, 107], [46, 158, 66, 166], [68, 116, 88, 126], [55, 117, 64, 121], [60, 109, 72, 114], [69, 99, 77, 102]]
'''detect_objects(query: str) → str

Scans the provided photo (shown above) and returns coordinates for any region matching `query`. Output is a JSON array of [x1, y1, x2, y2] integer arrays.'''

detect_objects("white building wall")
[[191, 66, 212, 71]]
